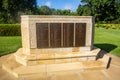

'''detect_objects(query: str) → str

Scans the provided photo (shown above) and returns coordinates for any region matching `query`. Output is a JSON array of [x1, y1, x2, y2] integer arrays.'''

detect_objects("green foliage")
[[77, 0, 120, 23], [0, 24, 21, 36], [0, 0, 37, 23], [1, 0, 120, 24], [0, 0, 78, 23], [95, 24, 120, 29], [37, 6, 52, 15], [69, 12, 79, 16], [77, 5, 91, 16], [36, 6, 73, 15]]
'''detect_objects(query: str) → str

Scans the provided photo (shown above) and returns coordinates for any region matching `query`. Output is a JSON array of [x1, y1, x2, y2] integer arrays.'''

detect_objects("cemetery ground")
[[0, 27, 120, 57]]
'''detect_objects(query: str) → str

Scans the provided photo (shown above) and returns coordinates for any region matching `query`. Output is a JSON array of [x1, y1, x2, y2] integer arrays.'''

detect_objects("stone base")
[[2, 48, 109, 77], [14, 48, 101, 66], [2, 48, 110, 78]]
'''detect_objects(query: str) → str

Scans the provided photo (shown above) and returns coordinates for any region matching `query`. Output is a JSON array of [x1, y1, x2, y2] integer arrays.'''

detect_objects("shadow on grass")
[[94, 43, 117, 53], [94, 44, 116, 69], [94, 43, 117, 62]]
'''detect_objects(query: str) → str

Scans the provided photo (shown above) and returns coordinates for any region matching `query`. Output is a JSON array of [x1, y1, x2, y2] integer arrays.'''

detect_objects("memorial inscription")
[[63, 23, 74, 47], [75, 23, 86, 47], [36, 23, 49, 48], [36, 23, 86, 48], [50, 23, 61, 48]]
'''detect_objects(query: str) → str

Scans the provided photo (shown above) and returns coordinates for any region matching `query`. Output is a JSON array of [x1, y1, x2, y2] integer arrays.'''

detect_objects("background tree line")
[[0, 0, 37, 23], [77, 0, 120, 23], [0, 0, 120, 23]]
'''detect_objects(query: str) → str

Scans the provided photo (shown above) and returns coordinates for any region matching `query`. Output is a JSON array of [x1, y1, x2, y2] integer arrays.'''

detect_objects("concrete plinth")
[[2, 48, 110, 78]]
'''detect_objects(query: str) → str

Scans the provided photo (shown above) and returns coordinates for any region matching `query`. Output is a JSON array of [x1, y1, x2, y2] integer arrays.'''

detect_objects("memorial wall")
[[21, 15, 94, 55], [2, 15, 109, 78]]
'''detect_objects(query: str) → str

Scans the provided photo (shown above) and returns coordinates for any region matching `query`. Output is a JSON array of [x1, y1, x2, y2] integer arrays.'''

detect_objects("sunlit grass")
[[94, 28, 120, 56], [0, 36, 21, 56]]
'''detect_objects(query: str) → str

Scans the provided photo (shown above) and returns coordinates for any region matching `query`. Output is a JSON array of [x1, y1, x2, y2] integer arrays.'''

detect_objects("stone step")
[[2, 54, 107, 78], [14, 48, 101, 66]]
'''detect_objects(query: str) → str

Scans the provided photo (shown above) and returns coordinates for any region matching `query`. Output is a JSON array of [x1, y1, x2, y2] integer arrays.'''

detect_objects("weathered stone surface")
[[2, 52, 109, 78], [14, 47, 100, 66], [21, 15, 94, 50]]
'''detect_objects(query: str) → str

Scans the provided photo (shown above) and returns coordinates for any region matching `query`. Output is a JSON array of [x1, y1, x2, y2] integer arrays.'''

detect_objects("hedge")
[[95, 24, 120, 29], [0, 24, 21, 36], [0, 23, 120, 36]]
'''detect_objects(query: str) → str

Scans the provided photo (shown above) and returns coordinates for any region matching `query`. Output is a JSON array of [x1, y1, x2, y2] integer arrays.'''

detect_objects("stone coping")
[[21, 15, 93, 18]]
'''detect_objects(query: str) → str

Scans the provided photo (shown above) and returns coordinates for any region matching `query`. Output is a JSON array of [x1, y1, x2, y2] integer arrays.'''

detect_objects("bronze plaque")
[[63, 23, 74, 47], [75, 23, 86, 47], [36, 23, 86, 48], [36, 23, 49, 48], [50, 23, 61, 47]]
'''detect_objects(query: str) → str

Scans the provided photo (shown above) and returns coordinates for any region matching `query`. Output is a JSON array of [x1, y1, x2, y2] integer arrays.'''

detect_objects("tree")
[[69, 12, 79, 16], [37, 6, 72, 15], [77, 5, 91, 16], [51, 8, 57, 15], [1, 0, 37, 23], [56, 9, 71, 15], [37, 6, 52, 15], [24, 0, 37, 14], [77, 0, 120, 23], [0, 0, 2, 10], [63, 9, 71, 15]]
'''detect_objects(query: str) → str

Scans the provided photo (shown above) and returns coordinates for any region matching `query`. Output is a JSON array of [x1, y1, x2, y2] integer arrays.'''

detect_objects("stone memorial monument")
[[2, 15, 110, 78]]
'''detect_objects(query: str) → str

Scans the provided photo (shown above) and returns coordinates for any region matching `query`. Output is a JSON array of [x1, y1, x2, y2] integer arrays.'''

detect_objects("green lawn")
[[0, 28, 120, 56], [94, 28, 120, 56], [0, 36, 21, 56]]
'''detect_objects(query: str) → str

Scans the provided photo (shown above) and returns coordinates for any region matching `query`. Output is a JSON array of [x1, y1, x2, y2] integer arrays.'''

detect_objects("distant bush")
[[95, 24, 120, 29], [0, 24, 21, 36]]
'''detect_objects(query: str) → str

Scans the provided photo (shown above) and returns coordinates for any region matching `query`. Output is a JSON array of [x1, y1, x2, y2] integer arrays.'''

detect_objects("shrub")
[[95, 23, 120, 29], [117, 24, 120, 29], [0, 24, 21, 36], [95, 24, 105, 28], [111, 25, 117, 29], [104, 24, 111, 29]]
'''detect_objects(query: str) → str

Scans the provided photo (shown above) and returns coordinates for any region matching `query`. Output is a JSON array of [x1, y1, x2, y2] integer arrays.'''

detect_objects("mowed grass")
[[0, 36, 21, 56], [0, 28, 120, 57], [94, 28, 120, 56]]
